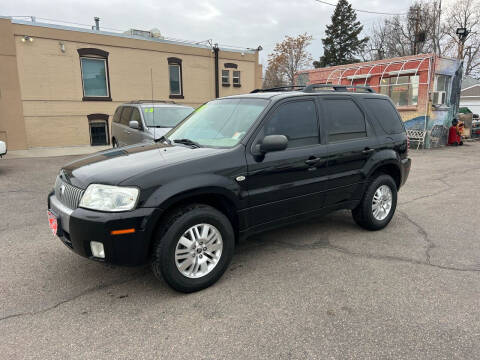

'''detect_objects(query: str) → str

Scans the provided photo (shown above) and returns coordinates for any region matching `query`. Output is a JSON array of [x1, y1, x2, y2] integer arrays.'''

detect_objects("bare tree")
[[362, 1, 448, 60], [444, 0, 480, 77], [264, 33, 313, 87]]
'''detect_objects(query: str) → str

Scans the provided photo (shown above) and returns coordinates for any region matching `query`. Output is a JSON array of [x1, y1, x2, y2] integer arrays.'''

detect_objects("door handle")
[[362, 148, 375, 155], [305, 157, 321, 165]]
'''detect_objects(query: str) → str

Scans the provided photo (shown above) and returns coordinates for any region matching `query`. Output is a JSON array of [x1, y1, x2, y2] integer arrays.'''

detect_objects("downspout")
[[213, 44, 219, 98]]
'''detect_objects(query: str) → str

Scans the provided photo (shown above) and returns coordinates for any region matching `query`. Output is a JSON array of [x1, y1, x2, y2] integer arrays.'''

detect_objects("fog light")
[[90, 241, 105, 258]]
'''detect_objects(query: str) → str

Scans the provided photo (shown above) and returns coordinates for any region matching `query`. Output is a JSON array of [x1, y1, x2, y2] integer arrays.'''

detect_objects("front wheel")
[[352, 174, 397, 231], [151, 204, 234, 293]]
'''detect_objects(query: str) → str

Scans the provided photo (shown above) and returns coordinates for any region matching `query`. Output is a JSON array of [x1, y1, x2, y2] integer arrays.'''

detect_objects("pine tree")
[[314, 0, 368, 68]]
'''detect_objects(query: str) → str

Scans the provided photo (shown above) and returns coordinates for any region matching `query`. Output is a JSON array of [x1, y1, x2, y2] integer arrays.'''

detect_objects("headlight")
[[79, 184, 139, 212]]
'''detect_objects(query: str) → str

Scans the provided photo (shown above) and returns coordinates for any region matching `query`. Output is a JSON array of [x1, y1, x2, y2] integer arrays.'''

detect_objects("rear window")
[[363, 98, 404, 134]]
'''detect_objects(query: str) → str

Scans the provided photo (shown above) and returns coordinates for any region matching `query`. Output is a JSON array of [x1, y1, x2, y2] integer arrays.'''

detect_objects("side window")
[[120, 107, 132, 126], [363, 98, 404, 134], [263, 100, 319, 148], [113, 107, 123, 123], [323, 99, 367, 142], [130, 108, 143, 130]]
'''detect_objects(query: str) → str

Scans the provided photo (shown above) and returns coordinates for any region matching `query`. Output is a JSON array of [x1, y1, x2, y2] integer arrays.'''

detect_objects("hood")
[[61, 143, 223, 188]]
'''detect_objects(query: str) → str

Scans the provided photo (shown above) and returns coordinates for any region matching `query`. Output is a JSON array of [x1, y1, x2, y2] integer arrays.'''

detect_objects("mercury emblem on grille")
[[60, 184, 65, 197]]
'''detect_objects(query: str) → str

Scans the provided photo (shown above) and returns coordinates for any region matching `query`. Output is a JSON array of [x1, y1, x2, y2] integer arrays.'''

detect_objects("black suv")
[[47, 84, 411, 292]]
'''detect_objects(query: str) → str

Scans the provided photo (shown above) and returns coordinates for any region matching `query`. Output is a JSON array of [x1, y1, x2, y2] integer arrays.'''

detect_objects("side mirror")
[[259, 135, 288, 153], [129, 120, 140, 130]]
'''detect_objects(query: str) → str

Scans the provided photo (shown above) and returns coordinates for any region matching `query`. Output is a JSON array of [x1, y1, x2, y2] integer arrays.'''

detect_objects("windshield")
[[142, 106, 194, 127], [167, 98, 269, 148]]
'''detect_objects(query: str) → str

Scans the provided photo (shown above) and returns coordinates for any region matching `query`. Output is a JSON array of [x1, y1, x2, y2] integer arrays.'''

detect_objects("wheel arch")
[[150, 187, 242, 254], [368, 161, 402, 189]]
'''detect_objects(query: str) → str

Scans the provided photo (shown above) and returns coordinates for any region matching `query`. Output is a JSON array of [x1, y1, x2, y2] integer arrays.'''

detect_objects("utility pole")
[[413, 6, 420, 55], [437, 0, 442, 55], [456, 28, 469, 60]]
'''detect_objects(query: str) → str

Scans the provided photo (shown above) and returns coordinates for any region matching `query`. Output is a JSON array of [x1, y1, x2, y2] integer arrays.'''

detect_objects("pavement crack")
[[0, 270, 149, 324], [398, 210, 434, 264]]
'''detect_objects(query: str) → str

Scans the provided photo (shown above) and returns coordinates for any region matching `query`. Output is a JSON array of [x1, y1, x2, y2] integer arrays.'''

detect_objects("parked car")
[[0, 140, 6, 157], [48, 84, 411, 293], [111, 101, 194, 147]]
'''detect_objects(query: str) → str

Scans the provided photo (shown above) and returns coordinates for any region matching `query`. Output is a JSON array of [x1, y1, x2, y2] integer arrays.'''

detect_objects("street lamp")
[[456, 27, 470, 59]]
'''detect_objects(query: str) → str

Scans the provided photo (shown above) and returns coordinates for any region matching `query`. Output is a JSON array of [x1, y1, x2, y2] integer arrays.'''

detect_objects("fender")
[[362, 149, 401, 180], [143, 173, 244, 210]]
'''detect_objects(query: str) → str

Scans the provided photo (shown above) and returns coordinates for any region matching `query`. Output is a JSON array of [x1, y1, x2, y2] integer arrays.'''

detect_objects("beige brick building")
[[0, 17, 263, 150]]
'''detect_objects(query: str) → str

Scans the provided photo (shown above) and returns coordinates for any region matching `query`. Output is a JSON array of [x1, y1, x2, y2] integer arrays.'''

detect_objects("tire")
[[151, 204, 235, 293], [352, 174, 397, 231]]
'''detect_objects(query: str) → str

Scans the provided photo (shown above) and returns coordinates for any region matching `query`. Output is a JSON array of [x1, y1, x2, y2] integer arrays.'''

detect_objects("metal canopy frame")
[[323, 56, 434, 139]]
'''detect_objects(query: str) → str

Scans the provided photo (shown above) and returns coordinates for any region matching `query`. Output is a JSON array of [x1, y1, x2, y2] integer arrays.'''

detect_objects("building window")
[[78, 48, 111, 101], [168, 57, 184, 99], [233, 71, 241, 87], [222, 70, 230, 86], [433, 74, 450, 106], [380, 75, 419, 107], [87, 113, 109, 146]]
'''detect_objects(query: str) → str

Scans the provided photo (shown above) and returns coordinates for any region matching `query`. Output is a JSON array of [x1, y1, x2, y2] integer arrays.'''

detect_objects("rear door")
[[320, 96, 378, 206], [245, 97, 328, 228]]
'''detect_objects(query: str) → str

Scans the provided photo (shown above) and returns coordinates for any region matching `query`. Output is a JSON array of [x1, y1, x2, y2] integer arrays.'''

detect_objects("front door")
[[320, 96, 379, 206], [128, 107, 147, 145], [245, 98, 328, 228]]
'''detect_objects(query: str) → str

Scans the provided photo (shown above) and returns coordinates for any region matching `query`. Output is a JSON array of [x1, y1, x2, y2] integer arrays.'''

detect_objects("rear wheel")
[[151, 204, 234, 293], [352, 174, 397, 231]]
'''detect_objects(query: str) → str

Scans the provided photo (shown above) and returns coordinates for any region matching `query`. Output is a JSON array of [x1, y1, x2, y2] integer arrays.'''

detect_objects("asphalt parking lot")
[[1, 143, 480, 359]]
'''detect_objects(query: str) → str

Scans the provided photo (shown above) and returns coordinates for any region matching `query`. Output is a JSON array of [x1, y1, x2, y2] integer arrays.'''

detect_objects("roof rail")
[[250, 85, 305, 93], [303, 84, 375, 93], [125, 100, 177, 104]]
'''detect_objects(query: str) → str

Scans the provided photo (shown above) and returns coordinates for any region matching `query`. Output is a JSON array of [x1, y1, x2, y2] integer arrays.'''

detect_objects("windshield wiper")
[[155, 136, 171, 144], [173, 138, 202, 148]]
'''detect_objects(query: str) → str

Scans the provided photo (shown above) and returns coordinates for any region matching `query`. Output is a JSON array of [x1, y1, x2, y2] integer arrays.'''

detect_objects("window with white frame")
[[222, 70, 230, 86], [167, 57, 184, 98], [379, 75, 419, 106], [80, 58, 109, 97], [233, 70, 241, 87], [78, 48, 111, 100], [433, 74, 450, 106]]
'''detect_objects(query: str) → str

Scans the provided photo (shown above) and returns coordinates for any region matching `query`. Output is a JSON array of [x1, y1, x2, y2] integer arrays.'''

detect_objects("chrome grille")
[[54, 176, 85, 210]]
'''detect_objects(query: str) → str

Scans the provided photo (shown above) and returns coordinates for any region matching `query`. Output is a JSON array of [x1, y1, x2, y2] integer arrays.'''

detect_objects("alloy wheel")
[[174, 223, 223, 279]]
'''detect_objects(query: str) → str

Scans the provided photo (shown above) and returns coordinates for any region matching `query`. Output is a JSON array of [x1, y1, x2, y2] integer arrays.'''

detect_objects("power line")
[[312, 0, 407, 16]]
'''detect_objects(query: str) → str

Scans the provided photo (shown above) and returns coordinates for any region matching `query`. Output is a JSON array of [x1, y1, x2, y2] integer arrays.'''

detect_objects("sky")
[[0, 0, 444, 67]]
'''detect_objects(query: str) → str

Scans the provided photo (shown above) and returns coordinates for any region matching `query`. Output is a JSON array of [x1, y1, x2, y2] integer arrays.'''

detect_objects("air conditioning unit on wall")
[[432, 91, 446, 106]]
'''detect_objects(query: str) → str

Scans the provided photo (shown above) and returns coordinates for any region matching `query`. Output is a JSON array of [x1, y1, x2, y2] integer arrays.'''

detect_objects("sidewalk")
[[4, 145, 110, 159]]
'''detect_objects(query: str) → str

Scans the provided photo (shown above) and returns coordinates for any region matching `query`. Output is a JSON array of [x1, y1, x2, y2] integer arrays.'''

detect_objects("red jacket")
[[448, 126, 461, 145]]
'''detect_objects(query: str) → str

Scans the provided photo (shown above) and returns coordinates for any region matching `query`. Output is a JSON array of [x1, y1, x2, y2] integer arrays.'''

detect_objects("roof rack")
[[250, 84, 375, 94], [125, 100, 177, 104], [250, 86, 305, 93], [303, 84, 375, 93]]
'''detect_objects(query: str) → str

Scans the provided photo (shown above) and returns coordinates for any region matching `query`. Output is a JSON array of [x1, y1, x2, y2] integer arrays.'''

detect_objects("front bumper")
[[48, 193, 161, 266]]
